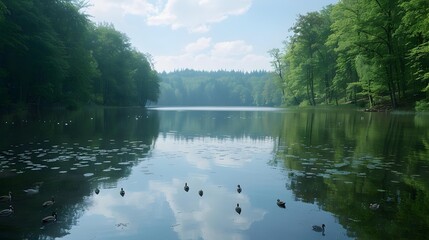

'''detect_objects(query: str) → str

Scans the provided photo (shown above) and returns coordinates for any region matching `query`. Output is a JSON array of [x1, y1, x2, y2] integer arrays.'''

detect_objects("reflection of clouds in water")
[[156, 137, 273, 170], [86, 190, 157, 225], [186, 152, 212, 170], [150, 178, 266, 240]]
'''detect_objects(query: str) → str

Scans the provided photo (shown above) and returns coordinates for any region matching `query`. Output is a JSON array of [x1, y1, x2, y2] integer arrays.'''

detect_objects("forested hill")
[[0, 0, 160, 110], [156, 70, 283, 107]]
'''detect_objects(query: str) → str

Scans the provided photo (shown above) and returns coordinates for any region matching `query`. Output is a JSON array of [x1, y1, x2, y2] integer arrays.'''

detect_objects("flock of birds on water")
[[0, 190, 57, 224], [0, 183, 346, 235]]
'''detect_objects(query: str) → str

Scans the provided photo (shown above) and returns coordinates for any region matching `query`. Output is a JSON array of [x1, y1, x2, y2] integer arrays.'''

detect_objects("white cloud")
[[211, 40, 252, 57], [184, 37, 212, 53], [155, 39, 271, 72], [86, 0, 157, 19], [147, 0, 252, 32], [150, 178, 266, 240]]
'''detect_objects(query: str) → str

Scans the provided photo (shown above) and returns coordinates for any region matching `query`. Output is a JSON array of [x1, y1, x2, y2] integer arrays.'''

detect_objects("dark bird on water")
[[235, 203, 242, 214], [184, 183, 189, 192], [237, 185, 242, 194], [42, 212, 57, 224], [312, 224, 325, 233], [277, 199, 286, 208], [95, 188, 100, 195], [0, 191, 12, 202], [369, 203, 380, 210], [42, 196, 55, 208], [24, 186, 40, 195], [198, 190, 203, 197], [120, 188, 125, 197], [0, 205, 14, 217]]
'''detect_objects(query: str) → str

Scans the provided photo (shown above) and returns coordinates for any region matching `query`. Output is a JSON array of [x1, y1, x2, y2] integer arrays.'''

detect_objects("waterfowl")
[[120, 188, 125, 197], [237, 185, 242, 194], [312, 224, 325, 232], [277, 199, 286, 208], [95, 188, 100, 195], [235, 203, 242, 214], [42, 197, 55, 208], [184, 183, 189, 192], [369, 203, 380, 210], [198, 190, 203, 197], [42, 212, 57, 223], [0, 205, 13, 217], [0, 191, 12, 202], [24, 186, 40, 195]]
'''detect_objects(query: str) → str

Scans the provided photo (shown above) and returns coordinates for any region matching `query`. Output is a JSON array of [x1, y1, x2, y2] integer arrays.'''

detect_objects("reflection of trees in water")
[[0, 107, 160, 239], [272, 109, 429, 239], [158, 109, 284, 140]]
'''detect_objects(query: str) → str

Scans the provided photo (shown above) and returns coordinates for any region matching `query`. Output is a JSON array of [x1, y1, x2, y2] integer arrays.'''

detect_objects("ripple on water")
[[83, 173, 94, 177], [59, 170, 68, 174]]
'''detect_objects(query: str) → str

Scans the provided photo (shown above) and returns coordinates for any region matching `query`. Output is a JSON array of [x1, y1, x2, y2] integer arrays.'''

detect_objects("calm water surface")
[[0, 107, 428, 239]]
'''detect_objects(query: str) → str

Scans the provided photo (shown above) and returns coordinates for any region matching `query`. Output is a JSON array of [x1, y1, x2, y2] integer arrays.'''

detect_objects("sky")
[[84, 0, 339, 72]]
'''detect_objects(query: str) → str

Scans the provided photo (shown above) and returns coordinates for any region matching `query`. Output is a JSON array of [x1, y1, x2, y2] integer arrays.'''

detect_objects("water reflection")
[[0, 107, 159, 239], [274, 109, 429, 239], [0, 107, 428, 239]]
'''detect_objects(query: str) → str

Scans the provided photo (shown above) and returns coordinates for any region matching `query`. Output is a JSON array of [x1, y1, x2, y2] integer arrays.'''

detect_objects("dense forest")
[[0, 0, 160, 109], [271, 0, 429, 111], [156, 70, 283, 106], [2, 0, 428, 111]]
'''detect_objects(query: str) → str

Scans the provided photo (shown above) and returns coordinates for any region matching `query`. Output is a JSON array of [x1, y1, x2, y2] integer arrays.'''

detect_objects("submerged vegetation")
[[0, 0, 160, 110], [271, 0, 429, 111]]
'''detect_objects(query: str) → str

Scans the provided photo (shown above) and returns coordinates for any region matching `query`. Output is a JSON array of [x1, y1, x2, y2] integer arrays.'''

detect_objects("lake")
[[0, 106, 428, 240]]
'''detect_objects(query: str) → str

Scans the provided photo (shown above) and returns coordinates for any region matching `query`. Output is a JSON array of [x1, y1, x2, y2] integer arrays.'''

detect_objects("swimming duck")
[[0, 191, 12, 202], [369, 203, 379, 210], [120, 188, 125, 197], [24, 186, 40, 195], [95, 188, 100, 195], [237, 185, 242, 194], [235, 203, 242, 214], [0, 205, 13, 217], [312, 224, 325, 232], [198, 190, 203, 197], [42, 212, 57, 223], [277, 199, 286, 208], [184, 183, 189, 192], [42, 196, 55, 208]]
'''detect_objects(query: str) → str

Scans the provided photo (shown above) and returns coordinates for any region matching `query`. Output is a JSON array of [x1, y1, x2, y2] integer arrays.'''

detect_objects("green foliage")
[[273, 0, 429, 109], [415, 100, 429, 112], [275, 7, 336, 107], [0, 0, 159, 109], [157, 70, 279, 106]]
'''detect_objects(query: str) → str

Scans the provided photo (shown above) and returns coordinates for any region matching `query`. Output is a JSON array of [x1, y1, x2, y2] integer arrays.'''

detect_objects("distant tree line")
[[0, 0, 160, 109], [271, 0, 429, 111], [156, 69, 283, 106]]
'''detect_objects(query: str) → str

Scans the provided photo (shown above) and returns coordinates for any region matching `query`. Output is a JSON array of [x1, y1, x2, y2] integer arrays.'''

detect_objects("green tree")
[[281, 7, 335, 106], [398, 0, 429, 107]]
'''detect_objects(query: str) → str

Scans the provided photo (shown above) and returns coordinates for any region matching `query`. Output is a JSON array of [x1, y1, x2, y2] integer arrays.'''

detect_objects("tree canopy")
[[156, 69, 282, 107], [0, 0, 160, 109], [272, 0, 429, 111]]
